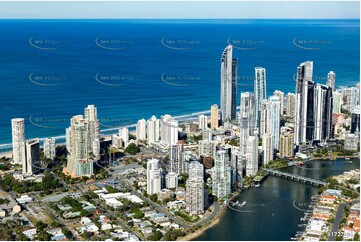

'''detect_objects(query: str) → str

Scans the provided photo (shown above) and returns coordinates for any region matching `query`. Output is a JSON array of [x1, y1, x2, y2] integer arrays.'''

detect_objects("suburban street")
[[328, 202, 347, 241]]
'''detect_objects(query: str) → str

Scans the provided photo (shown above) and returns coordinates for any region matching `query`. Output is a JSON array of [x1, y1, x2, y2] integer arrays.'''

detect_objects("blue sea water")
[[0, 19, 359, 150]]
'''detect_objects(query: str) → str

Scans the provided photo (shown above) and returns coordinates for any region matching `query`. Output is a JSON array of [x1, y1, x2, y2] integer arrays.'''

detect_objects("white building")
[[198, 115, 208, 130], [64, 115, 93, 178], [269, 96, 281, 149], [260, 96, 280, 149], [262, 133, 273, 165], [339, 86, 357, 112], [147, 115, 160, 145], [327, 71, 336, 91], [333, 91, 343, 114], [344, 133, 359, 150], [136, 118, 147, 141], [220, 45, 238, 123], [11, 118, 25, 165], [111, 134, 121, 148], [198, 140, 218, 158], [84, 105, 100, 159], [273, 90, 284, 115], [160, 114, 178, 145], [23, 138, 40, 176], [43, 138, 56, 159], [186, 178, 204, 215], [286, 93, 296, 119], [212, 149, 231, 198], [254, 67, 267, 128], [294, 61, 314, 145], [65, 127, 71, 153], [314, 84, 333, 142], [146, 159, 162, 195], [119, 127, 129, 148], [165, 172, 178, 189], [245, 136, 258, 176], [239, 92, 256, 154], [188, 160, 204, 180]]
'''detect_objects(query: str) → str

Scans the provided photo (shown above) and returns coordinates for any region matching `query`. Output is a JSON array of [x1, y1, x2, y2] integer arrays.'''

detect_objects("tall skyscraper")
[[339, 86, 357, 112], [279, 132, 294, 158], [64, 115, 93, 177], [220, 45, 238, 124], [239, 92, 256, 154], [259, 99, 270, 137], [147, 158, 162, 195], [333, 91, 343, 114], [212, 149, 231, 198], [119, 127, 129, 148], [147, 115, 160, 145], [170, 143, 186, 175], [269, 96, 281, 149], [136, 118, 147, 141], [262, 133, 273, 165], [260, 96, 280, 149], [351, 107, 360, 134], [198, 114, 208, 130], [43, 138, 56, 159], [286, 93, 296, 119], [254, 67, 267, 128], [327, 71, 336, 91], [273, 90, 284, 115], [294, 61, 315, 145], [314, 84, 333, 142], [210, 104, 219, 129], [23, 138, 40, 176], [65, 127, 71, 153], [84, 105, 100, 158], [245, 136, 258, 176], [160, 114, 178, 145], [186, 178, 204, 215], [11, 118, 25, 165]]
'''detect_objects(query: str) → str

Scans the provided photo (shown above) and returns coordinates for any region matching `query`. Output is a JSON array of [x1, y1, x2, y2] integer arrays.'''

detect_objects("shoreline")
[[0, 132, 138, 159], [177, 205, 227, 241]]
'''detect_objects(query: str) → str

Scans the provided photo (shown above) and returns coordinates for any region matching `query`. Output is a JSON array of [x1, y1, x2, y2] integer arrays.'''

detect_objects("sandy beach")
[[0, 150, 12, 159]]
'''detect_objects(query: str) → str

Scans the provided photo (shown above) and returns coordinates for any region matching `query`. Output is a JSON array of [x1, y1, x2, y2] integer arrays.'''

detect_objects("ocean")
[[0, 19, 359, 151]]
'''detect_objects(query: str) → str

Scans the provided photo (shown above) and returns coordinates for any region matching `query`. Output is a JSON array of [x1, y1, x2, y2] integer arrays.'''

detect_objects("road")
[[130, 188, 192, 230], [195, 203, 221, 227], [328, 202, 346, 241], [33, 194, 77, 240]]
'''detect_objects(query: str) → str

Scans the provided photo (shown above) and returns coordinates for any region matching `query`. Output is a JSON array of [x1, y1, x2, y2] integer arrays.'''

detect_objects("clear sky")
[[0, 1, 359, 19]]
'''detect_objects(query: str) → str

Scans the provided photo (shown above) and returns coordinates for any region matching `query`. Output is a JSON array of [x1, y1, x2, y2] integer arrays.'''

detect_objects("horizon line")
[[0, 18, 359, 20]]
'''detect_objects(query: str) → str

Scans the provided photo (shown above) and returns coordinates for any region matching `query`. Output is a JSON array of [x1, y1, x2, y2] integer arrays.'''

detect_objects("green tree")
[[37, 231, 52, 241], [35, 221, 48, 231], [124, 143, 140, 155], [80, 209, 92, 217], [354, 232, 360, 241], [150, 230, 163, 241], [150, 193, 158, 202]]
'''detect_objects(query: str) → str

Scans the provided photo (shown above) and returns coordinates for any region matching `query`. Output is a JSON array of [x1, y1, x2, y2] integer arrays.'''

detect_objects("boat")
[[345, 157, 352, 163], [239, 201, 247, 207], [255, 183, 260, 188], [298, 161, 305, 166], [230, 201, 239, 206]]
